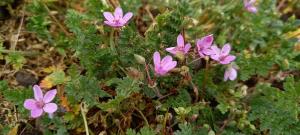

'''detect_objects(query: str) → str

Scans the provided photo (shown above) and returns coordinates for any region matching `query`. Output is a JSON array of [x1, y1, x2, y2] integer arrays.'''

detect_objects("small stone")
[[15, 70, 38, 87]]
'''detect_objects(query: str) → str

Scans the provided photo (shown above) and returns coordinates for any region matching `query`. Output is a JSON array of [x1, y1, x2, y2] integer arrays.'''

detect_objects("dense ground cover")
[[1, 0, 300, 134]]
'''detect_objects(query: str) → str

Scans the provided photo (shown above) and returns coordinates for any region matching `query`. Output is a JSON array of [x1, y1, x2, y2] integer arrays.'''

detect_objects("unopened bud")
[[203, 124, 210, 129], [134, 54, 146, 64], [241, 85, 248, 97], [283, 59, 289, 69], [208, 130, 215, 135]]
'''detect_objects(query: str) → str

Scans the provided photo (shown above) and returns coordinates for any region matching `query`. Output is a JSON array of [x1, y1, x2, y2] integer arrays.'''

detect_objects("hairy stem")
[[133, 106, 150, 127], [109, 29, 118, 55], [202, 57, 210, 100], [80, 102, 90, 135], [187, 72, 199, 102]]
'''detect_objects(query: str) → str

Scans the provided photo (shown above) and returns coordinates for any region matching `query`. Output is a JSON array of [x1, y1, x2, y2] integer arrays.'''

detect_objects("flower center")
[[113, 19, 121, 24], [36, 101, 45, 108], [219, 55, 227, 61]]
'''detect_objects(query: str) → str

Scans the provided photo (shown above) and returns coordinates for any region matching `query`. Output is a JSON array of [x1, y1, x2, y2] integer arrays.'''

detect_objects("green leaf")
[[126, 126, 156, 135], [249, 77, 300, 134]]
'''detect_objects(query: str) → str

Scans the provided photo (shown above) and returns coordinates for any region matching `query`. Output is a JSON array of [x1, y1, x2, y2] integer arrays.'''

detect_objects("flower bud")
[[134, 54, 146, 64], [203, 124, 210, 129], [240, 85, 248, 97], [208, 130, 215, 135]]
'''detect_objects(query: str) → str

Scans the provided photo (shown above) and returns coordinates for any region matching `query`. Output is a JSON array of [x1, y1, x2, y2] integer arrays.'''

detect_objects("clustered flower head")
[[102, 7, 238, 80], [103, 7, 133, 27], [244, 0, 258, 13], [152, 33, 238, 81], [24, 85, 57, 118], [166, 34, 191, 55]]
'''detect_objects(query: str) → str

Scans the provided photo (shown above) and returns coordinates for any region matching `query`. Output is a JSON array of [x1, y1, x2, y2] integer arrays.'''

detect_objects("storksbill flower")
[[224, 65, 238, 81], [209, 44, 236, 65], [196, 34, 214, 58], [103, 7, 133, 27], [24, 85, 57, 118], [166, 34, 191, 55], [244, 0, 258, 13], [153, 51, 177, 76]]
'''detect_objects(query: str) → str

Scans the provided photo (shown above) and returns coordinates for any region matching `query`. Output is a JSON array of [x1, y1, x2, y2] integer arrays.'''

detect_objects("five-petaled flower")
[[24, 85, 58, 118], [244, 0, 258, 13], [103, 7, 133, 27], [224, 66, 238, 81], [209, 44, 236, 65], [166, 34, 191, 55], [153, 51, 177, 76], [196, 34, 214, 58]]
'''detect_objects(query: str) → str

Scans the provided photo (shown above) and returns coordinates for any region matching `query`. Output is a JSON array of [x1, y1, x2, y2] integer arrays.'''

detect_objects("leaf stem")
[[202, 57, 210, 100], [187, 72, 199, 102], [80, 102, 90, 135], [133, 106, 149, 127], [109, 29, 118, 55]]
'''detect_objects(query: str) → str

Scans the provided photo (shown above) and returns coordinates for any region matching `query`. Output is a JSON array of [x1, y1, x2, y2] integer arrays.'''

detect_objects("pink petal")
[[220, 55, 236, 65], [43, 89, 57, 103], [162, 61, 177, 71], [166, 47, 177, 55], [177, 34, 184, 47], [33, 85, 43, 101], [157, 69, 167, 76], [210, 45, 221, 55], [153, 52, 161, 67], [197, 34, 213, 48], [247, 6, 258, 13], [161, 56, 173, 65], [198, 51, 205, 58], [103, 12, 114, 22], [184, 43, 191, 54], [24, 99, 38, 110], [221, 44, 231, 56], [122, 12, 133, 22], [224, 70, 229, 81], [104, 21, 118, 27], [210, 54, 220, 61], [43, 103, 58, 113], [31, 109, 43, 118], [228, 68, 237, 80], [114, 7, 123, 19], [203, 48, 214, 55]]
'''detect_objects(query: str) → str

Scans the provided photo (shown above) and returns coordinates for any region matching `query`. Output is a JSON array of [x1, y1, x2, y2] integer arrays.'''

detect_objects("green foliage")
[[0, 81, 32, 114], [174, 124, 193, 135], [126, 126, 156, 135], [0, 0, 14, 6], [65, 76, 110, 106], [249, 77, 300, 135], [164, 89, 191, 108], [5, 52, 26, 70], [99, 77, 140, 111], [2, 0, 300, 134], [26, 0, 52, 40]]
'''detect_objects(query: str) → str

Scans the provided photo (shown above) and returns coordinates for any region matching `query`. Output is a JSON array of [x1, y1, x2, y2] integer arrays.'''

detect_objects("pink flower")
[[224, 66, 237, 81], [166, 34, 191, 55], [24, 85, 58, 118], [153, 51, 177, 76], [196, 34, 214, 58], [244, 0, 258, 13], [103, 7, 133, 27], [209, 44, 236, 65]]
